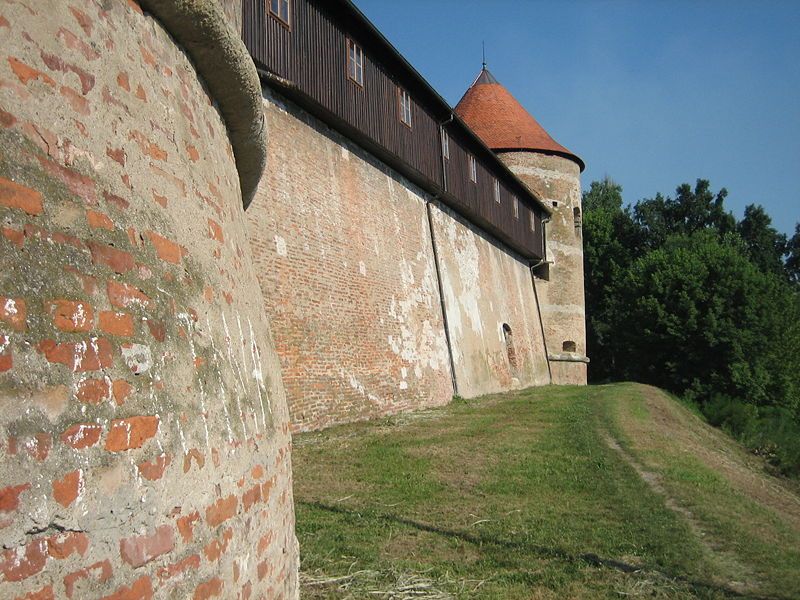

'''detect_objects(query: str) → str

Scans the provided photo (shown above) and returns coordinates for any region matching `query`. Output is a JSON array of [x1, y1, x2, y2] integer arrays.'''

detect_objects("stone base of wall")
[[550, 361, 588, 386]]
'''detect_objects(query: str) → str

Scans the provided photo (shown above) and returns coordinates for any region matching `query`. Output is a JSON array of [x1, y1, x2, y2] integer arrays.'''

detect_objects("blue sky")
[[356, 0, 800, 236]]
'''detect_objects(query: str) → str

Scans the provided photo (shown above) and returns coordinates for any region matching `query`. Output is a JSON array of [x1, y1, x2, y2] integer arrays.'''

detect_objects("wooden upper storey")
[[242, 0, 548, 260]]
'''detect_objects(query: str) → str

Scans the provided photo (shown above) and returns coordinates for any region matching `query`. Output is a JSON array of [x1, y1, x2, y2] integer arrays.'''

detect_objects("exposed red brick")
[[242, 483, 261, 511], [129, 130, 166, 161], [112, 379, 133, 405], [61, 423, 103, 449], [68, 6, 93, 37], [139, 44, 157, 69], [87, 209, 114, 230], [137, 453, 171, 481], [2, 226, 25, 247], [257, 558, 271, 581], [182, 448, 205, 473], [0, 15, 8, 29], [36, 155, 96, 204], [24, 223, 85, 250], [0, 296, 26, 331], [119, 524, 174, 567], [56, 27, 100, 62], [186, 144, 199, 162], [106, 146, 126, 166], [176, 511, 200, 542], [251, 465, 265, 480], [153, 192, 168, 208], [64, 560, 112, 599], [47, 531, 89, 559], [135, 84, 147, 102], [107, 280, 150, 309], [39, 51, 95, 95], [48, 299, 93, 332], [0, 107, 16, 128], [0, 349, 11, 372], [207, 219, 224, 243], [105, 416, 159, 451], [146, 230, 184, 264], [38, 337, 113, 372], [157, 553, 200, 581], [127, 0, 144, 15], [0, 482, 31, 511], [0, 177, 43, 215], [205, 495, 238, 528], [145, 318, 165, 342], [60, 85, 90, 116], [89, 242, 135, 274], [102, 190, 130, 210], [100, 575, 153, 600], [52, 469, 82, 507], [203, 528, 233, 561], [193, 577, 223, 600], [99, 311, 134, 336], [116, 72, 130, 92], [76, 377, 111, 404], [0, 538, 47, 582], [14, 584, 54, 600], [24, 432, 52, 461], [7, 57, 55, 87]]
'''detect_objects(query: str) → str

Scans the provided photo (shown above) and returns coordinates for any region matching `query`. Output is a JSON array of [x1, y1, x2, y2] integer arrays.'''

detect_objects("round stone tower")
[[456, 68, 589, 384]]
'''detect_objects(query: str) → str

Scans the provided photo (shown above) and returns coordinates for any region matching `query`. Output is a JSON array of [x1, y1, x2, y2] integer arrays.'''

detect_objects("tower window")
[[563, 340, 577, 353], [468, 154, 477, 183], [269, 0, 290, 27], [442, 130, 450, 160], [347, 39, 364, 87], [494, 179, 501, 204], [399, 88, 412, 127], [513, 196, 519, 219], [530, 212, 535, 232]]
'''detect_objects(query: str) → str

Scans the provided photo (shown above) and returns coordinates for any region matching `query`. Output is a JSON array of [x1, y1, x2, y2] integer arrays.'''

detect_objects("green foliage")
[[582, 178, 800, 474]]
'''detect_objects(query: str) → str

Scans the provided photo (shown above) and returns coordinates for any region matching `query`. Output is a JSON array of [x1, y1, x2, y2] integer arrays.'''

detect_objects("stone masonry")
[[0, 1, 298, 598]]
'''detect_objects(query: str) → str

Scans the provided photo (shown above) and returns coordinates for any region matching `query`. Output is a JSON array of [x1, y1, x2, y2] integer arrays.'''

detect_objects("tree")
[[786, 223, 800, 285], [633, 180, 735, 249], [737, 204, 787, 277]]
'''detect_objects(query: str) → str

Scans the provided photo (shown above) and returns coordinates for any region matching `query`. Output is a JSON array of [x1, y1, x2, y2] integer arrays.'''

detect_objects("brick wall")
[[247, 90, 454, 432], [0, 2, 298, 598], [431, 202, 550, 397]]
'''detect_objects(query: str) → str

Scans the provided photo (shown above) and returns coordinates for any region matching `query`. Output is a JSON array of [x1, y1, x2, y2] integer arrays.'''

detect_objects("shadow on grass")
[[299, 500, 791, 600]]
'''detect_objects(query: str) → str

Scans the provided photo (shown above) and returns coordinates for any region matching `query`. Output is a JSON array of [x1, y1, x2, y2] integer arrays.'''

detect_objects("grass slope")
[[292, 383, 800, 599]]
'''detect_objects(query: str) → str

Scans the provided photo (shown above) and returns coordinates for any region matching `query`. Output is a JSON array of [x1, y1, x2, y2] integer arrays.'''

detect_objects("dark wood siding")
[[243, 0, 545, 260]]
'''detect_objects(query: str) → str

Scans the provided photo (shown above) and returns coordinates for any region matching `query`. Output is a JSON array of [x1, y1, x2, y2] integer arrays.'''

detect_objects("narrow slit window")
[[468, 154, 477, 183], [442, 130, 450, 160], [513, 196, 519, 219], [347, 38, 364, 87], [494, 179, 501, 204], [530, 212, 536, 232], [399, 88, 412, 127], [269, 0, 290, 27]]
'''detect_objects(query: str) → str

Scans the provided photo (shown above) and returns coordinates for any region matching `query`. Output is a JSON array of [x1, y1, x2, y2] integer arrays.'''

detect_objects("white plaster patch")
[[275, 235, 288, 257], [121, 343, 153, 374], [4, 298, 18, 316]]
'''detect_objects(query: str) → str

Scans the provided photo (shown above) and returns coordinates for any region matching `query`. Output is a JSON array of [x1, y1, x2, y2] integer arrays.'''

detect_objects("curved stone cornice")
[[138, 0, 266, 209]]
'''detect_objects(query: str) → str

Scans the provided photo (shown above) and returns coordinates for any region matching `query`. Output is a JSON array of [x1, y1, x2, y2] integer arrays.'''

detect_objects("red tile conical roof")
[[455, 68, 584, 171]]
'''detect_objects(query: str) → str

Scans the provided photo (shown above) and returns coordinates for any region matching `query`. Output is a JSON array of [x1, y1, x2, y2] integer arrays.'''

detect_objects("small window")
[[493, 179, 501, 204], [563, 340, 577, 353], [399, 88, 412, 127], [441, 130, 450, 160], [468, 154, 477, 183], [552, 200, 559, 208], [269, 0, 290, 27], [530, 212, 536, 232], [513, 196, 519, 220], [347, 38, 364, 87]]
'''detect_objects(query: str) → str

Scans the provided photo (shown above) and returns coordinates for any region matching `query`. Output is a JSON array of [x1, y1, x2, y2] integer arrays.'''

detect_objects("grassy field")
[[292, 383, 800, 599]]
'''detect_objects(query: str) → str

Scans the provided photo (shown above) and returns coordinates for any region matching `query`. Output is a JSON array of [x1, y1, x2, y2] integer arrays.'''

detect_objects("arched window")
[[502, 323, 518, 370]]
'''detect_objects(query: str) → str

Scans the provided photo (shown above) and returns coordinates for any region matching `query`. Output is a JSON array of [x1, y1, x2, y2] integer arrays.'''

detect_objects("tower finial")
[[482, 41, 486, 69]]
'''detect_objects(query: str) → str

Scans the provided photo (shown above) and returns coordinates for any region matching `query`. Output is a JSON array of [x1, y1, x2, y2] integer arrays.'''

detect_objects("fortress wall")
[[0, 2, 297, 598], [247, 90, 454, 433], [501, 152, 588, 385], [430, 203, 551, 397]]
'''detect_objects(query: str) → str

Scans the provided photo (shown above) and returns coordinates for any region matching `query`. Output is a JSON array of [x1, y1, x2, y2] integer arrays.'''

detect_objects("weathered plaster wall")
[[247, 90, 454, 432], [500, 152, 588, 385], [0, 2, 298, 598], [430, 203, 550, 397]]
